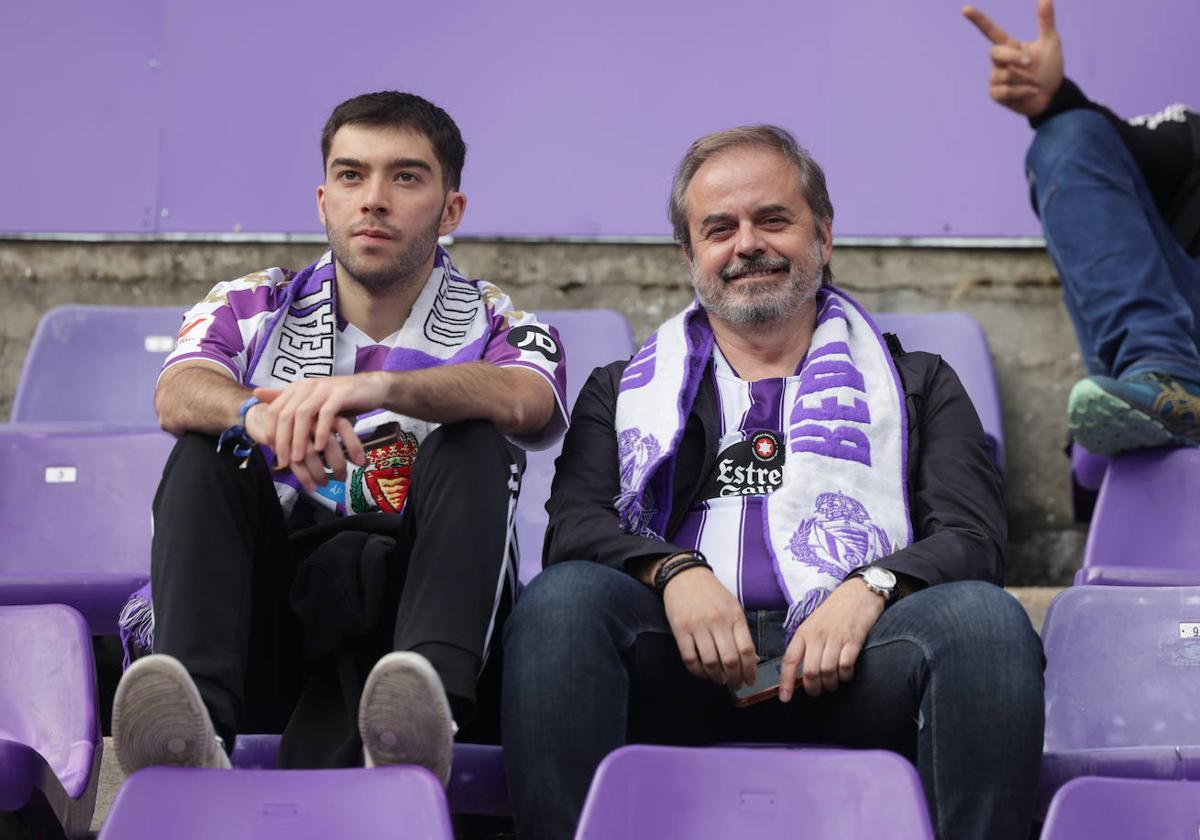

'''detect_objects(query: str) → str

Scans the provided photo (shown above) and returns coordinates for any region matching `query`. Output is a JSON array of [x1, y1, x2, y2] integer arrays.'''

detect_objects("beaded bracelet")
[[653, 550, 711, 593]]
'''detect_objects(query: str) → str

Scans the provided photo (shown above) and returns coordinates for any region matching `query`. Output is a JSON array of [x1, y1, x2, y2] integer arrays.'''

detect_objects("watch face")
[[864, 566, 897, 591]]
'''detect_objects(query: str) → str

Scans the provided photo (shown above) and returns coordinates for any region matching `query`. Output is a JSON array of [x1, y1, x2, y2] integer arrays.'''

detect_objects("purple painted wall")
[[3, 0, 1198, 237]]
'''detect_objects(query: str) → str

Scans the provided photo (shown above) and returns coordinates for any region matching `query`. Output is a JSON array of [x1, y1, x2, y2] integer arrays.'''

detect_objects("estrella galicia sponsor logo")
[[750, 431, 780, 462], [697, 431, 786, 499], [507, 325, 561, 362]]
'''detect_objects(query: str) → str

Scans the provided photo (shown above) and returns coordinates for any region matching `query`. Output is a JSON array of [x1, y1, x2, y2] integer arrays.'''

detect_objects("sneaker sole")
[[112, 655, 224, 775], [1068, 378, 1176, 457], [359, 652, 453, 785]]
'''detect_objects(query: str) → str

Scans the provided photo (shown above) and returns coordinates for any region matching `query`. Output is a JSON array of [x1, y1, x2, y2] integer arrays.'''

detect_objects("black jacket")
[[544, 340, 1006, 589], [1032, 77, 1200, 257]]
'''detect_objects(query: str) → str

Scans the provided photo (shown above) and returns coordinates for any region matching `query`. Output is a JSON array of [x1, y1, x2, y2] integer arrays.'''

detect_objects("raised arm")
[[963, 0, 1063, 118]]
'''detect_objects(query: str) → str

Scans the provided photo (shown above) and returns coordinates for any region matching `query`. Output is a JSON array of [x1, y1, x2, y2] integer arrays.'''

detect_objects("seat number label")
[[1179, 623, 1200, 639], [44, 466, 78, 483]]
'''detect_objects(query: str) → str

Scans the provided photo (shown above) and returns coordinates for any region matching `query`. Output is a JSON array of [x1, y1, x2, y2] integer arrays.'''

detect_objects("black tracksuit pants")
[[149, 420, 520, 767]]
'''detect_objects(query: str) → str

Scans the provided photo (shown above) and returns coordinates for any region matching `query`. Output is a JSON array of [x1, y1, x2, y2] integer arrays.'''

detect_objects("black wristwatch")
[[848, 565, 898, 603]]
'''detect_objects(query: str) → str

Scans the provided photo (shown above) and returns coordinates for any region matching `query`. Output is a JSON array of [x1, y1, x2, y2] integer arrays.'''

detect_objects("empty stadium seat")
[[873, 311, 1005, 473], [1073, 448, 1200, 586], [0, 425, 173, 633], [0, 604, 102, 838], [11, 305, 182, 425], [230, 735, 510, 818], [1040, 586, 1200, 812], [575, 745, 934, 839], [98, 765, 452, 839], [1041, 776, 1200, 839], [513, 309, 635, 581]]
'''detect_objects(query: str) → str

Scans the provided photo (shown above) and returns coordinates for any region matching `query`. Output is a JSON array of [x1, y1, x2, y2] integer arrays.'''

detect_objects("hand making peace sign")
[[963, 0, 1064, 118]]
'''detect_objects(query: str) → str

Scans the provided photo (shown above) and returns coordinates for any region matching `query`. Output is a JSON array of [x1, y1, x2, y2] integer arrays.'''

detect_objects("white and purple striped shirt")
[[671, 349, 798, 611], [163, 260, 568, 518]]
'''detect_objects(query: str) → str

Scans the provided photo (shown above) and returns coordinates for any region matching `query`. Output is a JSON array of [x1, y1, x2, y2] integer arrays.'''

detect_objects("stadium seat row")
[[14, 302, 1200, 837]]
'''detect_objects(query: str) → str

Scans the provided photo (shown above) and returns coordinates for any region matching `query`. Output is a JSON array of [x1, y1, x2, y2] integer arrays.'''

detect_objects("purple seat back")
[[230, 736, 510, 818], [1040, 586, 1200, 809], [11, 305, 182, 424], [1042, 776, 1200, 839], [98, 765, 453, 839], [1075, 448, 1200, 586], [0, 604, 101, 835], [516, 310, 634, 583], [1071, 443, 1110, 492], [575, 745, 934, 840], [873, 311, 1005, 472], [0, 425, 173, 633], [1069, 442, 1111, 523]]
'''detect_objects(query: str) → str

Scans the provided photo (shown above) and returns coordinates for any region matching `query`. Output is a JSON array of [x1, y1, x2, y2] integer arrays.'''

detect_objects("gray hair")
[[668, 124, 834, 284]]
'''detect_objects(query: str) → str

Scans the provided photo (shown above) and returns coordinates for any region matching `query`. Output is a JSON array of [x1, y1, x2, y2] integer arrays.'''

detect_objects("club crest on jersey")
[[349, 431, 419, 513], [698, 430, 786, 499]]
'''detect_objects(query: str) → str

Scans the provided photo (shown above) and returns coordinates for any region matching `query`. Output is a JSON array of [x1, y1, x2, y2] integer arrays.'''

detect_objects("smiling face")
[[683, 146, 831, 327], [317, 123, 465, 295]]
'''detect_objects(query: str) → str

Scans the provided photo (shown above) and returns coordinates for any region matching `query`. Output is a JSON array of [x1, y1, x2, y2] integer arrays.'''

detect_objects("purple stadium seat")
[[0, 424, 173, 633], [515, 309, 635, 582], [1073, 448, 1200, 586], [0, 604, 102, 838], [11, 305, 183, 424], [230, 735, 510, 818], [1041, 776, 1200, 839], [873, 311, 1005, 473], [575, 745, 934, 839], [1069, 442, 1111, 523], [98, 765, 452, 839], [1040, 586, 1200, 813]]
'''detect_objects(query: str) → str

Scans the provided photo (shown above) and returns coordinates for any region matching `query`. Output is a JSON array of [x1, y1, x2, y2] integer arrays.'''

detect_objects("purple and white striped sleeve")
[[160, 269, 287, 384], [480, 283, 569, 450]]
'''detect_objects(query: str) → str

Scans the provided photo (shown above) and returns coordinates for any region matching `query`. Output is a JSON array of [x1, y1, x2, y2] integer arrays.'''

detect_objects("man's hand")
[[662, 567, 758, 690], [251, 373, 384, 491], [963, 0, 1063, 118], [778, 578, 886, 701]]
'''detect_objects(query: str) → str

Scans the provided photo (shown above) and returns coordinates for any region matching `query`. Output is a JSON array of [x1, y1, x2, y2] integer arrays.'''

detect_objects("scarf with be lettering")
[[614, 287, 911, 638]]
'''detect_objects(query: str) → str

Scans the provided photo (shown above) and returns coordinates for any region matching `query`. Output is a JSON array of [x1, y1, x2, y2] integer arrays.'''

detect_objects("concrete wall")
[[0, 239, 1083, 585]]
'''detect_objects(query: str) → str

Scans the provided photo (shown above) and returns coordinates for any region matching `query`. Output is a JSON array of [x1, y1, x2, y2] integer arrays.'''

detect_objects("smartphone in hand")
[[730, 655, 784, 708]]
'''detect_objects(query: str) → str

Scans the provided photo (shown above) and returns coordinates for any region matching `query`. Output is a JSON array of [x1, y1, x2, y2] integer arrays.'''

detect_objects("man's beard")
[[326, 210, 443, 295], [692, 241, 825, 326]]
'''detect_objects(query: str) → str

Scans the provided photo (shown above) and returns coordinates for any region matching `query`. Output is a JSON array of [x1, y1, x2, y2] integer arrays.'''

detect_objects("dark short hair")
[[320, 91, 467, 191], [668, 124, 834, 284]]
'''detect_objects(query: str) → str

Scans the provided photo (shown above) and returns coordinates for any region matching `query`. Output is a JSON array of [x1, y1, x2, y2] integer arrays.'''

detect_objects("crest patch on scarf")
[[786, 491, 893, 579]]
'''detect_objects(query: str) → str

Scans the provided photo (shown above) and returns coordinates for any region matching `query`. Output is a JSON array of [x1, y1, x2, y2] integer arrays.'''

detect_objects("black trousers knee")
[[150, 420, 520, 767]]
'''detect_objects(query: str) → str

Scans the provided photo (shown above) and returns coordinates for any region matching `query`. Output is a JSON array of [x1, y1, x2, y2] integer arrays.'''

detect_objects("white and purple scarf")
[[614, 287, 911, 638], [119, 246, 510, 665]]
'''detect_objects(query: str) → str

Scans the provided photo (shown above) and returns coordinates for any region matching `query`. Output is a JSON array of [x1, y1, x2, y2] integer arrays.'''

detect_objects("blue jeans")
[[1026, 109, 1200, 382], [502, 561, 1045, 840]]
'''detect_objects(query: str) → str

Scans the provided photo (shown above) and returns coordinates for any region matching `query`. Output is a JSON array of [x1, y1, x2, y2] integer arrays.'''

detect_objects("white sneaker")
[[358, 651, 456, 785], [112, 654, 231, 775]]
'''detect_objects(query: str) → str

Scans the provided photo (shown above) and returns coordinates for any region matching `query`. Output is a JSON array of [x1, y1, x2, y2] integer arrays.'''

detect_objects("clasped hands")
[[662, 566, 885, 702], [242, 372, 391, 491]]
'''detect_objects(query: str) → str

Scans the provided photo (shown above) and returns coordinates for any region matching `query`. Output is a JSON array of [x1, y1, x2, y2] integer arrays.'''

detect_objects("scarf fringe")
[[615, 489, 660, 539], [117, 591, 155, 671], [783, 587, 832, 640]]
